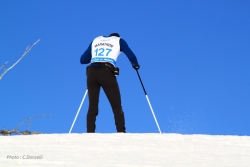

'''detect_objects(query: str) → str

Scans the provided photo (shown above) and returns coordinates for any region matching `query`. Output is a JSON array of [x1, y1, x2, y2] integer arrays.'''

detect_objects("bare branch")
[[0, 39, 40, 80], [0, 114, 51, 136], [14, 114, 52, 131]]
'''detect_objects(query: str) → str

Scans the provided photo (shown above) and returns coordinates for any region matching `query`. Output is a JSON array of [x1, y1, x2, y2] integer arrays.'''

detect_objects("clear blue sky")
[[1, 1, 249, 135]]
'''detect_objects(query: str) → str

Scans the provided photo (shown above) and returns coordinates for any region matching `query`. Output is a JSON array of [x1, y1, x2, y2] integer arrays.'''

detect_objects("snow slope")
[[0, 133, 250, 167]]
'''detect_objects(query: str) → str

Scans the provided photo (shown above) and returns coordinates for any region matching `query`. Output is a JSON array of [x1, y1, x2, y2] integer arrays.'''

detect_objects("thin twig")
[[0, 62, 8, 70]]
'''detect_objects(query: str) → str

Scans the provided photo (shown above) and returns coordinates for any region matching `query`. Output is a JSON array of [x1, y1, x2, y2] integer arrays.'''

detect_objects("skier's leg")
[[101, 67, 126, 132], [86, 67, 100, 133]]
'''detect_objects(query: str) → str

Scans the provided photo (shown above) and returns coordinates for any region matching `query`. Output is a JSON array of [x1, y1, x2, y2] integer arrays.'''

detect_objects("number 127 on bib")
[[94, 48, 112, 56]]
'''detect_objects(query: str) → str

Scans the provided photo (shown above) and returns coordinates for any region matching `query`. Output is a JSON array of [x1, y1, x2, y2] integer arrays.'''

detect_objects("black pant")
[[86, 65, 126, 133]]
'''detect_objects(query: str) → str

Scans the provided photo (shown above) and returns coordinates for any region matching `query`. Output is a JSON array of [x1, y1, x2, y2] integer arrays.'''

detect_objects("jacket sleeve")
[[80, 42, 92, 64], [120, 38, 139, 66]]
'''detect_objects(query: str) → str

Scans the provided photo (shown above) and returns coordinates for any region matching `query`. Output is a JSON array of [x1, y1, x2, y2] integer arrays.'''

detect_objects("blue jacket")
[[80, 37, 139, 66]]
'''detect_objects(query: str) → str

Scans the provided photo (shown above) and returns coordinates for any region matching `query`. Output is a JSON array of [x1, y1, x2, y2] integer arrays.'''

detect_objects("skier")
[[80, 33, 140, 133]]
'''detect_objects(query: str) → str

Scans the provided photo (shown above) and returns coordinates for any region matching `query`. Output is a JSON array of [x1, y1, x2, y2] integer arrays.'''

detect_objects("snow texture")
[[0, 133, 250, 167]]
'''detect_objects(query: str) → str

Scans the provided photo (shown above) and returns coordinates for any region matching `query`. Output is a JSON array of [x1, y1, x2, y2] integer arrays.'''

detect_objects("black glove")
[[132, 64, 140, 70]]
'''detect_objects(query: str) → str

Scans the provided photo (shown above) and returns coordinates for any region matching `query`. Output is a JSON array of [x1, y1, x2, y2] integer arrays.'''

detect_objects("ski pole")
[[69, 89, 88, 133], [135, 70, 162, 134]]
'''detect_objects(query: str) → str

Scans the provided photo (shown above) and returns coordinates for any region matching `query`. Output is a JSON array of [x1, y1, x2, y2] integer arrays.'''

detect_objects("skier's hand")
[[132, 64, 140, 70]]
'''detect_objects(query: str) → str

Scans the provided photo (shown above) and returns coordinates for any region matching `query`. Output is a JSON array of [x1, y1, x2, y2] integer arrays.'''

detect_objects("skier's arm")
[[80, 42, 92, 64], [120, 38, 139, 67]]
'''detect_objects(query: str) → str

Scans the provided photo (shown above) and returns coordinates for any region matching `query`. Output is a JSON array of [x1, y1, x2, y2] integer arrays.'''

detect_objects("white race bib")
[[91, 36, 121, 66]]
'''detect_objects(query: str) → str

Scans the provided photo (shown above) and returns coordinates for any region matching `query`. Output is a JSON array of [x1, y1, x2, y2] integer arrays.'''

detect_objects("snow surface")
[[0, 133, 250, 167]]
